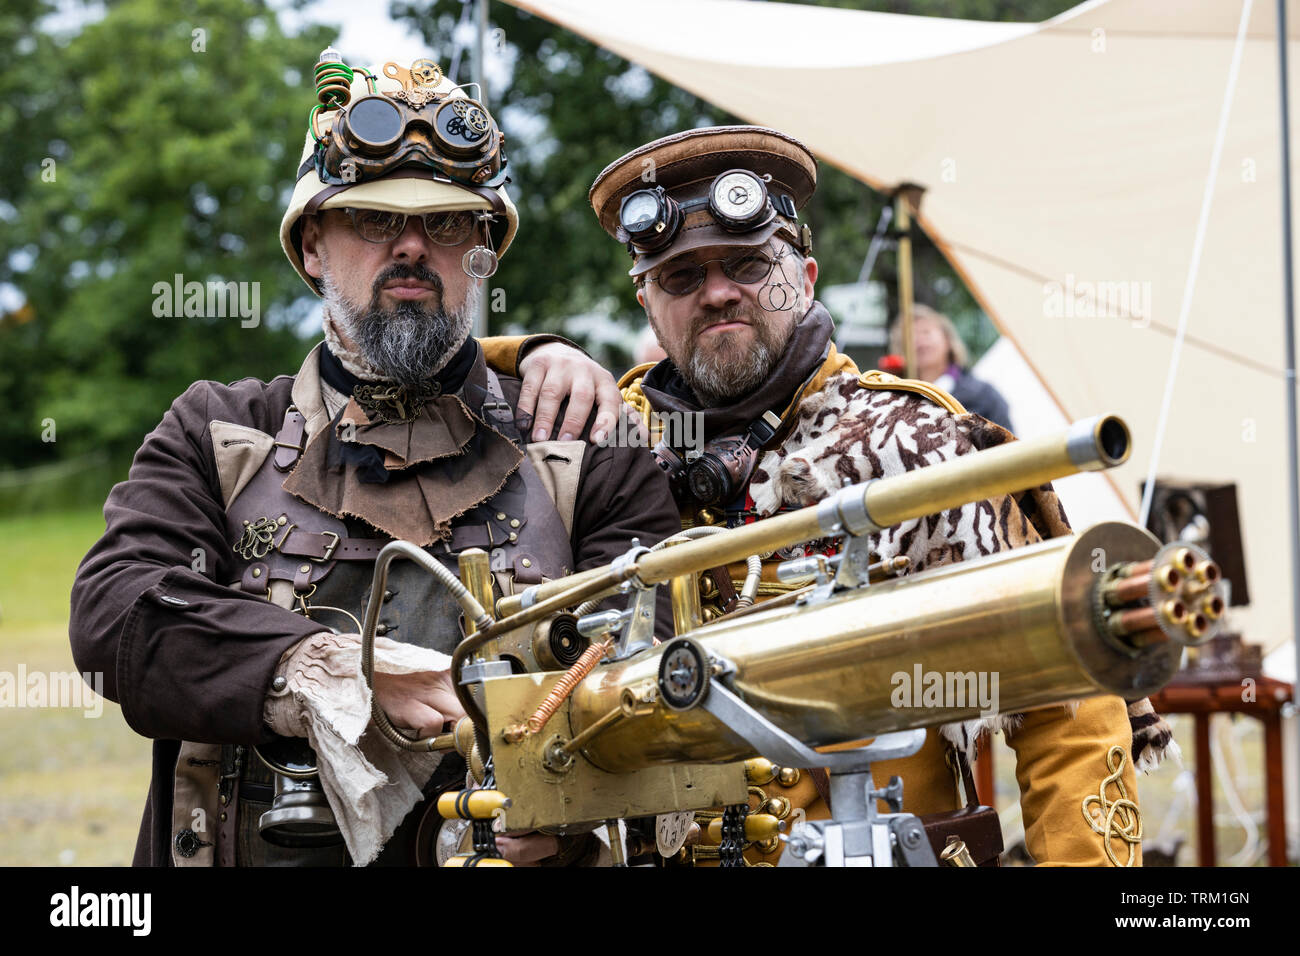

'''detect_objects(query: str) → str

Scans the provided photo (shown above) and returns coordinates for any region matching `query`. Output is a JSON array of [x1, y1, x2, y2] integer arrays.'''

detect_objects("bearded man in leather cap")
[[595, 126, 1176, 866]]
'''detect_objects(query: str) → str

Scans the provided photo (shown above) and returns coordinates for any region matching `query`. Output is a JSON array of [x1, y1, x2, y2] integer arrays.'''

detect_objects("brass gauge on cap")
[[618, 186, 682, 252]]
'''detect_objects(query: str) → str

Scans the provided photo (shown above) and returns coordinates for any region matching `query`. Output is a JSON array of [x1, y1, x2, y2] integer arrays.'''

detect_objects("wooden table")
[[1147, 674, 1293, 867]]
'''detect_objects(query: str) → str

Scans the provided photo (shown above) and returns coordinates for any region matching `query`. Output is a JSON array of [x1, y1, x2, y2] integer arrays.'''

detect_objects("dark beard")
[[329, 261, 475, 386]]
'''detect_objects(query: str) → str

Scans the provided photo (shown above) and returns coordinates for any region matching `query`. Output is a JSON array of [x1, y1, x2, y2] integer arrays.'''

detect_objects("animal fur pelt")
[[748, 370, 1178, 773]]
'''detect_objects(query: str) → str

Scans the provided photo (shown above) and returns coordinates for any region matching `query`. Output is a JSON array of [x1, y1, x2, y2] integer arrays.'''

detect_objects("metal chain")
[[718, 803, 749, 868], [469, 818, 503, 863]]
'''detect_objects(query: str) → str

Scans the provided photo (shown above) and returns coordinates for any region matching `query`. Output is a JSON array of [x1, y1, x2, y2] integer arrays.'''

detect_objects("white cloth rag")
[[265, 631, 450, 866]]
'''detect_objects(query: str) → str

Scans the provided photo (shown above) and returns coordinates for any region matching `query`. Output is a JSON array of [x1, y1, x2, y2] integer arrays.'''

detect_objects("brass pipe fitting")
[[458, 548, 494, 635], [940, 836, 977, 867], [707, 813, 782, 842]]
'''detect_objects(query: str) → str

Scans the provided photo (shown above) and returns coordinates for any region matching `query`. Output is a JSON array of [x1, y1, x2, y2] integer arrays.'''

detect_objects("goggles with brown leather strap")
[[304, 54, 508, 190]]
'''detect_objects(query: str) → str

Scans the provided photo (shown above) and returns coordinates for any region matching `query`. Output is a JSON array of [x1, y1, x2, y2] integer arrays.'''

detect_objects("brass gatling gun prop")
[[359, 415, 1225, 866]]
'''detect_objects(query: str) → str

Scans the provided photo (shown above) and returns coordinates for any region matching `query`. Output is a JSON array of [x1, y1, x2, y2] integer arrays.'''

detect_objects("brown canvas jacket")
[[69, 342, 679, 866]]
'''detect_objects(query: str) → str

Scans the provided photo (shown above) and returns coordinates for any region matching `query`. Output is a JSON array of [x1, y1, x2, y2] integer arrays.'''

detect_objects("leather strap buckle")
[[314, 531, 341, 562]]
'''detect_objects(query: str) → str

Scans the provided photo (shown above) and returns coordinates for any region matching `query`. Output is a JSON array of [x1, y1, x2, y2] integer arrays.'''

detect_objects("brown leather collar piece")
[[282, 354, 524, 546]]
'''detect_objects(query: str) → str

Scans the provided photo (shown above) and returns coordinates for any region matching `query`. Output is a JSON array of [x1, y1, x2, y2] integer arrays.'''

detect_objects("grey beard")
[[686, 336, 779, 406], [660, 301, 797, 406], [320, 257, 479, 386]]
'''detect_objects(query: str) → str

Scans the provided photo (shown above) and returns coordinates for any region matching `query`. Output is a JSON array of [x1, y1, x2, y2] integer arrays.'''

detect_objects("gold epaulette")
[[857, 369, 967, 415], [618, 363, 660, 443], [619, 376, 654, 422], [617, 362, 656, 392]]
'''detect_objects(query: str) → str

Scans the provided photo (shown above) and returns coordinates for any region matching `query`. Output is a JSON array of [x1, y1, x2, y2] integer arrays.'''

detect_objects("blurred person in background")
[[890, 304, 1013, 431]]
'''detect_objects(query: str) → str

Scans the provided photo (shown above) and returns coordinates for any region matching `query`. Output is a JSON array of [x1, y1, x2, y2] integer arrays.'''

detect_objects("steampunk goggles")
[[618, 168, 798, 255], [653, 411, 782, 509], [313, 91, 508, 189]]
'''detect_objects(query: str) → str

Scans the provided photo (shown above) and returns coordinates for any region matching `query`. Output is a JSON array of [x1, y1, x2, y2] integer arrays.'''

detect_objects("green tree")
[[0, 0, 63, 469], [2, 0, 332, 468]]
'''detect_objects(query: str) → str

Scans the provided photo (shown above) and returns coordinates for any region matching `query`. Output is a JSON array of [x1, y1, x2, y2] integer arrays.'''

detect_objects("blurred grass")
[[0, 508, 150, 866], [0, 456, 124, 520]]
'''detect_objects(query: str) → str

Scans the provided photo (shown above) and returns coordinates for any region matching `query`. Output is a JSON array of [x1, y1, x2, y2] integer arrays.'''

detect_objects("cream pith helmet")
[[280, 61, 519, 295]]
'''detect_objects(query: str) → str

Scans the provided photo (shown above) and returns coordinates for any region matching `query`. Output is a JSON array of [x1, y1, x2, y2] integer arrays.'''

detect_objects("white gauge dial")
[[712, 171, 765, 222], [656, 811, 695, 858], [622, 191, 662, 231]]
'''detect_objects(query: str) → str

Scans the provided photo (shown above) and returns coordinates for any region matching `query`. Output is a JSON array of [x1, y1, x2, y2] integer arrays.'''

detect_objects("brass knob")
[[707, 813, 782, 843], [765, 795, 792, 820], [940, 836, 977, 867]]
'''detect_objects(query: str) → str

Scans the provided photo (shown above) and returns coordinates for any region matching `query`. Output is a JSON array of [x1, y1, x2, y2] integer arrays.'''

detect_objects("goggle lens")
[[656, 252, 775, 296], [347, 97, 404, 149]]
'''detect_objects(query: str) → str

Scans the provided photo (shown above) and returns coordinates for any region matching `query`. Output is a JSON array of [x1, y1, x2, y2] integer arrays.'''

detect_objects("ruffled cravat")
[[283, 339, 524, 545]]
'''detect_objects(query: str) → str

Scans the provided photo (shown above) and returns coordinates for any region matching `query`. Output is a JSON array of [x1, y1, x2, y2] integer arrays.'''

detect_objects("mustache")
[[691, 303, 759, 338], [370, 262, 445, 306]]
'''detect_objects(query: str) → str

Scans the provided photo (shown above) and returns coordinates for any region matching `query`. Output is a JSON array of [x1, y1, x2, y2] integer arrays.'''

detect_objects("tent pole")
[[1276, 0, 1300, 750], [895, 191, 917, 379], [473, 0, 490, 338], [894, 184, 926, 379]]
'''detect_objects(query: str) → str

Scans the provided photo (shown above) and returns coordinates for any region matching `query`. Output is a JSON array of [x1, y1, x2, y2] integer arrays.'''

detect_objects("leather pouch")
[[920, 805, 1004, 866], [920, 746, 1003, 866]]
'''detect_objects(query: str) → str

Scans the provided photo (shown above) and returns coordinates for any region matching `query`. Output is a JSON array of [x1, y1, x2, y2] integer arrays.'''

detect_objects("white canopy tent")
[[502, 0, 1300, 669]]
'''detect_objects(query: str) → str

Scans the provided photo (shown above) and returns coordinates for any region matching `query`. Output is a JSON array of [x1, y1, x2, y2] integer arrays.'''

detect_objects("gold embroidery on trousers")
[[1082, 744, 1143, 866]]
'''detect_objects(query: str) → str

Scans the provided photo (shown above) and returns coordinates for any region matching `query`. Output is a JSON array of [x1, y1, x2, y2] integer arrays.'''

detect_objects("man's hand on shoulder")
[[516, 341, 626, 445]]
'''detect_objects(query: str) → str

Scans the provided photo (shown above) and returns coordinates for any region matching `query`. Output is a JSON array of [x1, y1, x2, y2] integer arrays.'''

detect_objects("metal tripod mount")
[[688, 654, 937, 867]]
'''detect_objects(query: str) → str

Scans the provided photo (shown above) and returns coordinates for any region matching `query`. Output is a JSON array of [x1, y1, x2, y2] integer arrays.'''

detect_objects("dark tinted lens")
[[723, 253, 773, 284], [659, 265, 705, 295], [348, 97, 403, 146], [352, 209, 404, 242], [423, 210, 475, 246]]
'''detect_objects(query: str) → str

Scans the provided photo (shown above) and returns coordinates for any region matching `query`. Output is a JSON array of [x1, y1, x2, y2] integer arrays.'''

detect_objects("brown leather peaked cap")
[[589, 126, 818, 277]]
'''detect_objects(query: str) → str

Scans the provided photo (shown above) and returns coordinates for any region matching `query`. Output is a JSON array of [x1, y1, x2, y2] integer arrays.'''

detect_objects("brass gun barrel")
[[566, 521, 1172, 773], [495, 415, 1129, 618]]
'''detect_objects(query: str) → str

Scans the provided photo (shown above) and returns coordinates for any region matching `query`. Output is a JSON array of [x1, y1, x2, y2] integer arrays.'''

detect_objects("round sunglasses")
[[648, 250, 776, 296]]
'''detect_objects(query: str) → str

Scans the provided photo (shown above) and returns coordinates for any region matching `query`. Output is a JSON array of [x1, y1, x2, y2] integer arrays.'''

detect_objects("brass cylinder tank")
[[568, 522, 1176, 773]]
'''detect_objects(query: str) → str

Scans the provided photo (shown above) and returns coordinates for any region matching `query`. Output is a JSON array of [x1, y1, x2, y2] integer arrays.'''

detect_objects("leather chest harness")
[[216, 366, 575, 866]]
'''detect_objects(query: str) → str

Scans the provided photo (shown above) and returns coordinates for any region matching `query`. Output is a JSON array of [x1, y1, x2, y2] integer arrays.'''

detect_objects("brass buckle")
[[315, 531, 341, 562]]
